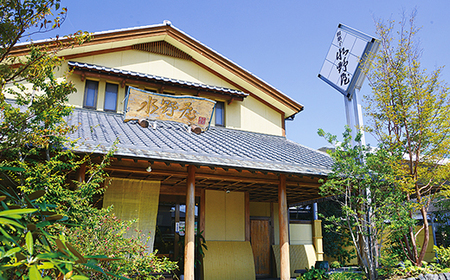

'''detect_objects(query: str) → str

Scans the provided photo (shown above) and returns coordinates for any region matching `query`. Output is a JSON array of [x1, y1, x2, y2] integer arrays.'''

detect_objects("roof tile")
[[67, 108, 333, 176]]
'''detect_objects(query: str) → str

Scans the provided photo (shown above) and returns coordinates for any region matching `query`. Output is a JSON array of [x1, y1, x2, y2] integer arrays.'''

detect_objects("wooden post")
[[278, 174, 290, 280], [77, 163, 86, 183], [200, 189, 206, 236], [245, 191, 250, 241], [184, 165, 196, 280], [174, 204, 180, 260]]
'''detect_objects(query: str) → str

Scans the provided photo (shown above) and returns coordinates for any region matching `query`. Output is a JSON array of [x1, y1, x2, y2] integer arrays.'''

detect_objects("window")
[[104, 83, 118, 111], [83, 80, 99, 109], [215, 101, 225, 126]]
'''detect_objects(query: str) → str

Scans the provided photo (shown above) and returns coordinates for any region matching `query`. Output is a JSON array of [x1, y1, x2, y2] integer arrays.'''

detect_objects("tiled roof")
[[67, 108, 332, 176], [68, 61, 248, 98]]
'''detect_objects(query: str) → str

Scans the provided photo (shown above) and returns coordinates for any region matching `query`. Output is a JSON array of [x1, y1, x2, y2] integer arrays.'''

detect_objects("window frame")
[[214, 101, 225, 127], [103, 82, 119, 112], [83, 80, 99, 109]]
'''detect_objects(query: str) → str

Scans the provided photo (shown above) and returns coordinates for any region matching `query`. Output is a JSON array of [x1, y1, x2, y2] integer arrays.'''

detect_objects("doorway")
[[154, 195, 200, 276], [251, 218, 272, 277]]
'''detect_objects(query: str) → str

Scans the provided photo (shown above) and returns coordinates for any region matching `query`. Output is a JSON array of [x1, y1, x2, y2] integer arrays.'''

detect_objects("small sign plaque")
[[124, 87, 216, 131]]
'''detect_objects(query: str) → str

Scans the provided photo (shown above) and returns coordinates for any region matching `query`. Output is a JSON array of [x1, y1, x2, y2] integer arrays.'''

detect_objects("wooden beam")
[[278, 174, 290, 280], [63, 46, 133, 60], [184, 165, 196, 280], [103, 166, 322, 187], [160, 185, 202, 196]]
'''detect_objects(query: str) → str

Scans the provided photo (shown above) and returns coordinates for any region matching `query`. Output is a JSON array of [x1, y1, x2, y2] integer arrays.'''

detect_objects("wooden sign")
[[124, 87, 216, 131]]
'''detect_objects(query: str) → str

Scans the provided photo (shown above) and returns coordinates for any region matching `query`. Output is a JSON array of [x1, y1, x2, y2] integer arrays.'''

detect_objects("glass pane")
[[84, 80, 98, 108], [104, 83, 118, 111], [215, 101, 224, 126]]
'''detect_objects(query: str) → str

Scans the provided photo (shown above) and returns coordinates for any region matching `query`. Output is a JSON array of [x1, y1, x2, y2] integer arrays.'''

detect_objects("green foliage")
[[328, 272, 364, 280], [318, 127, 412, 280], [0, 8, 99, 220], [330, 261, 341, 269], [0, 1, 126, 279], [0, 187, 116, 280], [297, 266, 329, 280], [177, 230, 208, 272], [365, 9, 450, 266], [388, 260, 441, 279], [434, 198, 450, 248], [434, 246, 450, 267], [0, 0, 90, 96], [319, 200, 355, 265], [56, 207, 178, 279]]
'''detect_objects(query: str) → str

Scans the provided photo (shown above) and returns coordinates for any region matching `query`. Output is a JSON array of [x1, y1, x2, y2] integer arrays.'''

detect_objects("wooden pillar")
[[278, 174, 290, 280], [184, 165, 196, 280], [77, 163, 86, 183], [174, 204, 180, 260], [200, 189, 206, 236], [245, 191, 250, 241]]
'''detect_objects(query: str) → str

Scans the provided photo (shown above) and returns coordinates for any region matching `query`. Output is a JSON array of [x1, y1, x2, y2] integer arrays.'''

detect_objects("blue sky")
[[27, 0, 450, 149]]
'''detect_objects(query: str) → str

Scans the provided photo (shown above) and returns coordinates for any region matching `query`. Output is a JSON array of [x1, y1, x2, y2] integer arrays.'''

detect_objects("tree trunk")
[[417, 206, 429, 266]]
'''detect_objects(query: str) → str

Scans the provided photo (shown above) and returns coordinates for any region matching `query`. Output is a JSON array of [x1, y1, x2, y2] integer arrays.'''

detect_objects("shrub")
[[435, 245, 450, 267], [329, 272, 364, 280], [0, 187, 114, 279], [388, 260, 441, 279], [297, 266, 329, 280], [330, 261, 341, 269], [57, 207, 178, 279]]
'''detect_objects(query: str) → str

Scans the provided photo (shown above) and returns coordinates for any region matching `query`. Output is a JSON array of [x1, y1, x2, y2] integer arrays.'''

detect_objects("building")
[[9, 22, 333, 280]]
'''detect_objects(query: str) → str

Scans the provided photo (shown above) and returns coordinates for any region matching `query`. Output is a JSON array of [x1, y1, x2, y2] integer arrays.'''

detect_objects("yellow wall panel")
[[205, 190, 245, 241], [203, 241, 255, 280], [416, 225, 436, 262], [249, 202, 271, 217], [225, 192, 245, 241], [205, 190, 226, 241], [272, 244, 316, 278], [290, 224, 313, 245], [240, 96, 282, 136], [71, 50, 234, 90], [103, 178, 160, 252], [273, 203, 280, 245]]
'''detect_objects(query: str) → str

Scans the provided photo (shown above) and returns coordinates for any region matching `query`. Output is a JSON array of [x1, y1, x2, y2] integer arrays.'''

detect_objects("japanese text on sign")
[[124, 87, 216, 131], [335, 30, 350, 86]]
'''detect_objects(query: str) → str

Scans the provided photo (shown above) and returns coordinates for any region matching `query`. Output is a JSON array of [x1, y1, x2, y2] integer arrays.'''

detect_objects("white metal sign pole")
[[344, 94, 355, 144], [352, 88, 366, 146], [345, 88, 366, 146]]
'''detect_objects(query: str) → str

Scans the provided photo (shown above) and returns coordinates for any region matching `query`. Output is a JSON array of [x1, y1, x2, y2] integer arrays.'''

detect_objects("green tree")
[[1, 3, 179, 279], [318, 199, 355, 266], [364, 10, 450, 266], [0, 1, 114, 278], [318, 128, 411, 280], [0, 0, 89, 99]]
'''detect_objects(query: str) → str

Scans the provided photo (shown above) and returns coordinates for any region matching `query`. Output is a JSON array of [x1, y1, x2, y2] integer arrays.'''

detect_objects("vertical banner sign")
[[124, 87, 216, 131], [318, 24, 379, 97]]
